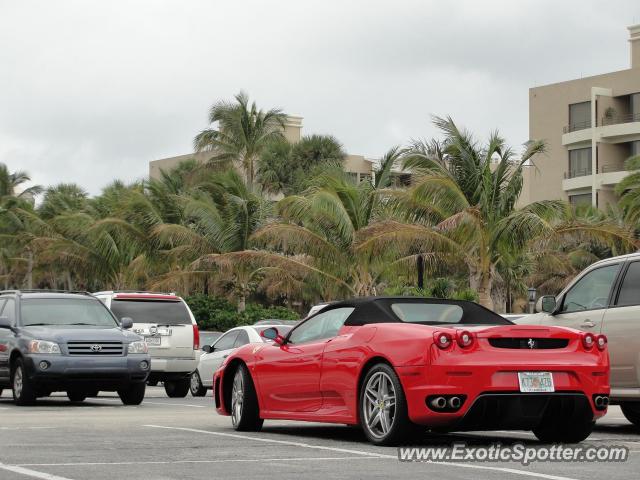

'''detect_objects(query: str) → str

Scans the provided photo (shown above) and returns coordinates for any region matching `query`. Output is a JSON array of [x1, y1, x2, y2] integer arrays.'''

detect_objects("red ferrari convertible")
[[213, 297, 609, 445]]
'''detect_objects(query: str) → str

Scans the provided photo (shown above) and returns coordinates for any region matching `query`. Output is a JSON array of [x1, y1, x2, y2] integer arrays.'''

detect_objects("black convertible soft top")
[[314, 297, 512, 326]]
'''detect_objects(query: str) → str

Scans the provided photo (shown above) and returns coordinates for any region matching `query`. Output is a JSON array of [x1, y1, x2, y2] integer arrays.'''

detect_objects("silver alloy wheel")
[[13, 366, 23, 399], [190, 372, 201, 393], [231, 369, 244, 427], [362, 371, 396, 439]]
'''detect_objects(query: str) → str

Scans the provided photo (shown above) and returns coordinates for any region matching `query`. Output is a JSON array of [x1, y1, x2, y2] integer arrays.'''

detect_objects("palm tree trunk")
[[237, 294, 246, 313], [25, 249, 34, 289], [417, 255, 424, 290]]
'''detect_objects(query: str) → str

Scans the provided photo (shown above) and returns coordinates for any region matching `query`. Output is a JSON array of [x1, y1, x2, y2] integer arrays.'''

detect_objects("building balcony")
[[562, 171, 592, 191], [562, 166, 631, 192]]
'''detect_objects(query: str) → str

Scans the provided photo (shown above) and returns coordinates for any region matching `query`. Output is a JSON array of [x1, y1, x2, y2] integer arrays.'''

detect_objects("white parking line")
[[145, 425, 581, 480], [0, 463, 75, 480], [93, 398, 206, 408], [17, 456, 379, 467]]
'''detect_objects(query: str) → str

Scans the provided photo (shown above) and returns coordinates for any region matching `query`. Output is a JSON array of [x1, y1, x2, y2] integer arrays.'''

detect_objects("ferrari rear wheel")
[[230, 364, 263, 432], [359, 363, 415, 446]]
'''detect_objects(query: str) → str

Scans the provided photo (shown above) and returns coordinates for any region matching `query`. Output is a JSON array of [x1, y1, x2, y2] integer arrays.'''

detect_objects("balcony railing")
[[601, 112, 640, 126], [564, 169, 592, 179], [563, 120, 592, 134], [599, 164, 627, 174]]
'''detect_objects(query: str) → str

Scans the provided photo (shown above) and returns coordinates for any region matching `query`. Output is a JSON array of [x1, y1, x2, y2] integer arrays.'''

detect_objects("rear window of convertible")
[[391, 303, 464, 324], [110, 300, 191, 325]]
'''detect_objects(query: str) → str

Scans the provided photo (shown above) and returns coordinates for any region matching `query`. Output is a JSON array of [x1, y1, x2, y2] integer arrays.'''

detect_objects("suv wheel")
[[67, 391, 87, 402], [230, 364, 263, 431], [12, 358, 37, 406], [190, 371, 207, 397], [118, 383, 146, 405], [533, 418, 594, 443], [164, 378, 190, 398], [621, 402, 640, 428]]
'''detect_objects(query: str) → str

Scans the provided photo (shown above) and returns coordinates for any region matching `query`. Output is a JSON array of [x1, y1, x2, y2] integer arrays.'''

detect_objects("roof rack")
[[0, 289, 94, 296], [93, 290, 177, 296]]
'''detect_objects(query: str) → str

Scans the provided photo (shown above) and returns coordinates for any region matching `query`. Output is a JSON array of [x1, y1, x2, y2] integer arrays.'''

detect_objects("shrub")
[[184, 294, 299, 331]]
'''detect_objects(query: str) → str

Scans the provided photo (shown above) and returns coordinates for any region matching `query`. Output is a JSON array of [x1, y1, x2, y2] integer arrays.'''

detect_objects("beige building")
[[149, 115, 375, 184], [521, 24, 640, 208]]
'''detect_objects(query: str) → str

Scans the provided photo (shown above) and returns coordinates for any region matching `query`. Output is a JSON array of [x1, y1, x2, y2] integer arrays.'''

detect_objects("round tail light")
[[582, 332, 595, 350], [596, 334, 607, 351], [434, 331, 453, 349], [456, 330, 474, 348]]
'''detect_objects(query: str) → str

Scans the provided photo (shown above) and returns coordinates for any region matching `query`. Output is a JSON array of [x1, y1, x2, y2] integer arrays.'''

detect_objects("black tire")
[[67, 391, 87, 402], [11, 358, 37, 406], [533, 419, 594, 443], [147, 379, 159, 387], [118, 383, 146, 405], [359, 363, 416, 446], [86, 390, 100, 397], [164, 378, 190, 398], [0, 388, 3, 397], [621, 402, 640, 428], [190, 371, 207, 397], [229, 364, 263, 432]]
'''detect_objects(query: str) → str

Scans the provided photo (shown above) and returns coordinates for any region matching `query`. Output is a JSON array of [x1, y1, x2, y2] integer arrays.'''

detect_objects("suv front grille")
[[66, 341, 124, 355], [488, 338, 569, 349]]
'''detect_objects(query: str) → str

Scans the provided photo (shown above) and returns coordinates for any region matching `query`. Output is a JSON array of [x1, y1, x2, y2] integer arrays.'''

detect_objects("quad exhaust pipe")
[[594, 395, 609, 409], [428, 395, 463, 411], [430, 396, 447, 410]]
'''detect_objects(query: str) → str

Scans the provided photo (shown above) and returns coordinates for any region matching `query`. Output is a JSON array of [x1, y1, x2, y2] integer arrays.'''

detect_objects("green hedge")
[[184, 294, 299, 331]]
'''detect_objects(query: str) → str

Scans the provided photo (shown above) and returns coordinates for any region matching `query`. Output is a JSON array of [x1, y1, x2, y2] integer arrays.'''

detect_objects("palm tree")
[[226, 148, 422, 301], [0, 163, 42, 206], [358, 117, 637, 310], [38, 183, 89, 219], [194, 91, 287, 188], [615, 154, 640, 224]]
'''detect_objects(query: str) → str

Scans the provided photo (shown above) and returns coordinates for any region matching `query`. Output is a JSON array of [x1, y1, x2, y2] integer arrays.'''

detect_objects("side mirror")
[[120, 317, 134, 329], [536, 296, 557, 314], [202, 344, 213, 354], [261, 327, 285, 345], [0, 316, 12, 330]]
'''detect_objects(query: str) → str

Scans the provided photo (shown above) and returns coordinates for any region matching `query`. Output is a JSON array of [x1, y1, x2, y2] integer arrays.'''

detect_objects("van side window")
[[561, 264, 620, 313], [616, 262, 640, 307], [1, 299, 16, 325]]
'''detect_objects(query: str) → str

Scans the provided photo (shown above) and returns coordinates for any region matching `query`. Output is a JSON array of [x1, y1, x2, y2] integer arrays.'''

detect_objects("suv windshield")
[[110, 300, 191, 325], [21, 298, 118, 327]]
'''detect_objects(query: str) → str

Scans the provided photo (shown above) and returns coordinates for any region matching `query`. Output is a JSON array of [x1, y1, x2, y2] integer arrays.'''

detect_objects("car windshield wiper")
[[23, 323, 54, 326], [66, 322, 100, 326]]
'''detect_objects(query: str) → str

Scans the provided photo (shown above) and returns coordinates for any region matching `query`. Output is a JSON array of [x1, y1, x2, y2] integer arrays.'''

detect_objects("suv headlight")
[[127, 341, 148, 354], [28, 340, 61, 354]]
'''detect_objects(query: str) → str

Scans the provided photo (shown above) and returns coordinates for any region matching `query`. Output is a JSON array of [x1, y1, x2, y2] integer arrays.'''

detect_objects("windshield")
[[110, 299, 192, 325], [21, 298, 118, 327]]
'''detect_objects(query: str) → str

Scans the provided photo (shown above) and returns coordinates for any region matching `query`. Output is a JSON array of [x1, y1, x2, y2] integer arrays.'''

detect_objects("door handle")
[[581, 320, 596, 328]]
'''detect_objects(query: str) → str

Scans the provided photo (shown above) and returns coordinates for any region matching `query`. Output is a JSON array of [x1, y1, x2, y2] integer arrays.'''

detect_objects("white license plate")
[[518, 371, 554, 393], [145, 336, 161, 346]]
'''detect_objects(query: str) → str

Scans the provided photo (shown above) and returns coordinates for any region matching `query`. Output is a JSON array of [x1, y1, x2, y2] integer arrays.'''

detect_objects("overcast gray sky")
[[1, 0, 639, 195]]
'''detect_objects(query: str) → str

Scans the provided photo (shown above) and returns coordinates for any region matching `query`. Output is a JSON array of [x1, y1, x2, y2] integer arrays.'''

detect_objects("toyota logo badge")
[[91, 344, 102, 352]]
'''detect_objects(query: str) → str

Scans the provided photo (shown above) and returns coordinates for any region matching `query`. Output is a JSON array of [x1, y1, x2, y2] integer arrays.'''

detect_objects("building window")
[[631, 93, 640, 118], [630, 141, 640, 158], [568, 101, 591, 131], [568, 148, 592, 178], [569, 193, 592, 206]]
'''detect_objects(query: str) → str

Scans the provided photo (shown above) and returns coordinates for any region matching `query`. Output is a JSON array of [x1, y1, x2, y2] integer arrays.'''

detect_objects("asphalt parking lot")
[[1, 387, 639, 480]]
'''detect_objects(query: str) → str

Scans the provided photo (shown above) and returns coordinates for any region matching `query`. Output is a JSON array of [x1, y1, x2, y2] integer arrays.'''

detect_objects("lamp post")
[[527, 287, 537, 314]]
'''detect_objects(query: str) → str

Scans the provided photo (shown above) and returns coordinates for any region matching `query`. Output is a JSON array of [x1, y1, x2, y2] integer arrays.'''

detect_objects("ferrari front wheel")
[[230, 364, 263, 432], [359, 363, 415, 446]]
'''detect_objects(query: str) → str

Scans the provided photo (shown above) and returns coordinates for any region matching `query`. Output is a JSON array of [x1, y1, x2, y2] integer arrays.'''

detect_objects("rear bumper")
[[399, 362, 609, 428], [147, 356, 198, 374], [24, 354, 150, 391]]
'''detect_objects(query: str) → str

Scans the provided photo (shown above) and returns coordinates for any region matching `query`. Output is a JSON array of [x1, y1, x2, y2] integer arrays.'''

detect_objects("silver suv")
[[94, 291, 200, 398], [515, 252, 640, 428]]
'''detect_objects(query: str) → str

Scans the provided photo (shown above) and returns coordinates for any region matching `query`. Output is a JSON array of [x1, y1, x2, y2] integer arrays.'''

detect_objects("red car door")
[[254, 307, 355, 413]]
